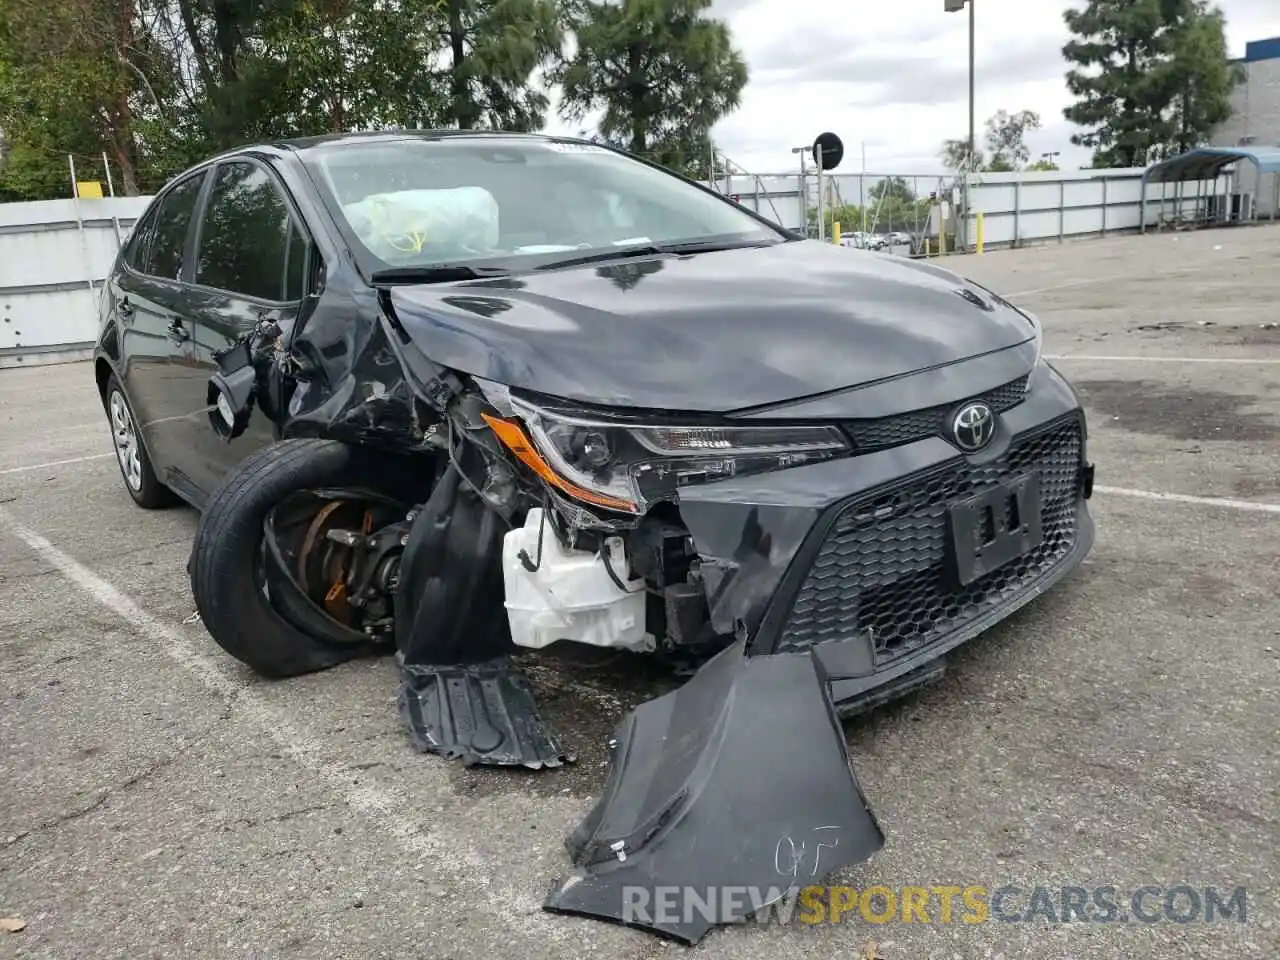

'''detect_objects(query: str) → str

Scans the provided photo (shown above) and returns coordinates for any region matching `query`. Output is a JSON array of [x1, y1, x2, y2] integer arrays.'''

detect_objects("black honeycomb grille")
[[777, 413, 1083, 660], [844, 375, 1028, 453]]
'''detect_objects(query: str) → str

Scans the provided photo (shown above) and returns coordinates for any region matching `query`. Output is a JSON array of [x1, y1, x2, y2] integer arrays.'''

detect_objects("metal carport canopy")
[[1140, 145, 1280, 230]]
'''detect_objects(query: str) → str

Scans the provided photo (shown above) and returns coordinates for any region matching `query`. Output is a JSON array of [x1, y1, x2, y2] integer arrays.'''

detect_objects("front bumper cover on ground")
[[543, 638, 886, 944]]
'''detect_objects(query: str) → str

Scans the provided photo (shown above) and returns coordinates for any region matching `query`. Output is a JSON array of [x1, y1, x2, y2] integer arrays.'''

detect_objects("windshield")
[[300, 137, 787, 274]]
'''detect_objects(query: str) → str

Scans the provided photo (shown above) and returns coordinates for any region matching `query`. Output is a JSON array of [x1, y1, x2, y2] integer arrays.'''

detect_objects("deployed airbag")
[[543, 639, 885, 944], [343, 186, 500, 259]]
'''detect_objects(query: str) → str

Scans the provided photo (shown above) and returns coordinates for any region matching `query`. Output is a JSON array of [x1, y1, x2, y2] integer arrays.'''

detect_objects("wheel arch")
[[94, 325, 121, 406]]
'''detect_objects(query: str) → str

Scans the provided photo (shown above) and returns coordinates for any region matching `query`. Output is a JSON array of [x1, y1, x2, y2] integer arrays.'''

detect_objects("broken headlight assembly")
[[483, 397, 850, 514]]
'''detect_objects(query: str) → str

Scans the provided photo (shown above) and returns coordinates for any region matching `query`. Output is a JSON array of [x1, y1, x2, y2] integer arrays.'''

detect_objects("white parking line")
[[1005, 278, 1105, 298], [0, 509, 572, 937], [1097, 485, 1280, 515], [1047, 355, 1280, 365], [0, 453, 115, 476]]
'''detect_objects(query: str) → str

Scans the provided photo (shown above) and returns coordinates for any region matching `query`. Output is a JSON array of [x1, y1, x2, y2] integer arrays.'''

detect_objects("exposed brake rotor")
[[295, 499, 375, 625], [263, 489, 413, 640]]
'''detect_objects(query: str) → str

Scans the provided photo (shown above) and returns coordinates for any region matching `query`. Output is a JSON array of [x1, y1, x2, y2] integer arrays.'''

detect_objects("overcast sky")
[[542, 0, 1280, 176]]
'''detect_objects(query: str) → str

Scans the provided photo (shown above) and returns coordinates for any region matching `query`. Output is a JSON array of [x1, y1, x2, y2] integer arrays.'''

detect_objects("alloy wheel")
[[108, 389, 143, 491]]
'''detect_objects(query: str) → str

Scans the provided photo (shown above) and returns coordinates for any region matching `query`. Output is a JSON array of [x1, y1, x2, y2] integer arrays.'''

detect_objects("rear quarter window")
[[144, 172, 207, 281]]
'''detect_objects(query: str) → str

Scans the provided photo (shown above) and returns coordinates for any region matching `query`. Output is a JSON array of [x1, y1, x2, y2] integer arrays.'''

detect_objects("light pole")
[[1041, 151, 1060, 168], [945, 0, 974, 248]]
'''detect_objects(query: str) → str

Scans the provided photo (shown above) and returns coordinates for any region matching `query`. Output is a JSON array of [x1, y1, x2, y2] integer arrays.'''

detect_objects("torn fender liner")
[[543, 639, 884, 944], [398, 656, 575, 768]]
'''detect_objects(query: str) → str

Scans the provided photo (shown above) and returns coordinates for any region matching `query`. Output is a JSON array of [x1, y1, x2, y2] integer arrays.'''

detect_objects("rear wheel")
[[105, 374, 177, 509], [188, 438, 438, 678]]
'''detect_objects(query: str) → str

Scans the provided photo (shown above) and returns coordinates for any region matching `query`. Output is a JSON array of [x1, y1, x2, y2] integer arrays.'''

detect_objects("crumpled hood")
[[386, 239, 1036, 413]]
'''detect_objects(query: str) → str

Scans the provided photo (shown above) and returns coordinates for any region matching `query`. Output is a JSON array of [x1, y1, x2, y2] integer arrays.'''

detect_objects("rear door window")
[[195, 161, 298, 301], [145, 172, 206, 281], [122, 203, 160, 273]]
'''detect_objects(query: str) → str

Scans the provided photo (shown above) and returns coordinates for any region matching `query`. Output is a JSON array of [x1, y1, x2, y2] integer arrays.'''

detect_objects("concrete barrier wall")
[[704, 167, 1237, 249], [964, 168, 1232, 249], [0, 196, 151, 365]]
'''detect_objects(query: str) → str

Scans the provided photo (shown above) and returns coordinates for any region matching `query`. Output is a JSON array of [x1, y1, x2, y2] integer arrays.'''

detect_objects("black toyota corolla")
[[94, 130, 1095, 939]]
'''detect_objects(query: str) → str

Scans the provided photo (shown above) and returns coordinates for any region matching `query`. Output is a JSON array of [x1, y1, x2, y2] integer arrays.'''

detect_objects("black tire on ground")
[[104, 374, 179, 509], [188, 438, 437, 678]]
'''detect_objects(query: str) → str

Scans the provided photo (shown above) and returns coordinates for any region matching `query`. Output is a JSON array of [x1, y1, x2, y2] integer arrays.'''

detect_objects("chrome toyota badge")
[[952, 402, 995, 452]]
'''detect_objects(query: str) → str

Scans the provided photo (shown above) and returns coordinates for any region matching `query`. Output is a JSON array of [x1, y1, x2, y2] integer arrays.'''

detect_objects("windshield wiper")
[[370, 264, 512, 285], [533, 238, 781, 272]]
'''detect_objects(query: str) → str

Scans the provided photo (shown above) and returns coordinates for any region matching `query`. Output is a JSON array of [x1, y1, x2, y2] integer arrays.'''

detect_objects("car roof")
[[154, 130, 586, 191], [269, 129, 578, 153]]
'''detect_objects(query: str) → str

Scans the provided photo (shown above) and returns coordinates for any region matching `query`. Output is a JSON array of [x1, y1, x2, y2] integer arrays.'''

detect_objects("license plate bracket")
[[947, 472, 1043, 587]]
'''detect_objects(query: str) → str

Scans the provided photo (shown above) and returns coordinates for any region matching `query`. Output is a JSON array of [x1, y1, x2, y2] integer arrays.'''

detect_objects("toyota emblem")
[[951, 402, 995, 452]]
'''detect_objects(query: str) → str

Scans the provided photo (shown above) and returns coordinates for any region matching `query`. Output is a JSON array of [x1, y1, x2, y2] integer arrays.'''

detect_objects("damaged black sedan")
[[93, 130, 1095, 943]]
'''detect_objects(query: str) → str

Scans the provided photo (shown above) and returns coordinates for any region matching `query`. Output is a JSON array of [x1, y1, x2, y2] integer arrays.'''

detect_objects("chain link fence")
[[706, 170, 960, 256]]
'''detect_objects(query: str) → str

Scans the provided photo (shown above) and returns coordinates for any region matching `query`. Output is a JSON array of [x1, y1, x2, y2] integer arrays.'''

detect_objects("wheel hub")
[[263, 490, 411, 640]]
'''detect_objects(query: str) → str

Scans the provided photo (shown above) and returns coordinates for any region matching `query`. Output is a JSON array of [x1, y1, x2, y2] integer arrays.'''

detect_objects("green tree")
[[258, 0, 452, 134], [555, 0, 747, 177], [941, 137, 980, 173], [0, 0, 175, 196], [1061, 0, 1237, 167], [869, 175, 915, 205], [1026, 158, 1059, 171], [942, 109, 1041, 173], [1160, 1, 1238, 155], [436, 0, 562, 130], [984, 109, 1041, 170]]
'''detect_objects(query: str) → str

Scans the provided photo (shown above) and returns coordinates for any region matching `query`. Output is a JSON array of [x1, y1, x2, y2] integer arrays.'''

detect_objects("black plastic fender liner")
[[392, 466, 572, 767], [394, 467, 512, 667], [543, 639, 885, 944], [398, 656, 574, 768]]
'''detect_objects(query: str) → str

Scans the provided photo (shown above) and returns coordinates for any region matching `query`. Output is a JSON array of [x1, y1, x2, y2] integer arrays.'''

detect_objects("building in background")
[[1213, 37, 1280, 148], [1210, 37, 1280, 218]]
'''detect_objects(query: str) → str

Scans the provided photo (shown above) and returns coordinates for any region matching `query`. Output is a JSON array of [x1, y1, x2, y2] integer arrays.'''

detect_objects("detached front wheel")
[[188, 438, 437, 678]]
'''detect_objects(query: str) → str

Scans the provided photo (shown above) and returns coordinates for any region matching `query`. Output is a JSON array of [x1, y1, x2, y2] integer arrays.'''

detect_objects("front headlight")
[[1019, 307, 1048, 392], [482, 398, 850, 514]]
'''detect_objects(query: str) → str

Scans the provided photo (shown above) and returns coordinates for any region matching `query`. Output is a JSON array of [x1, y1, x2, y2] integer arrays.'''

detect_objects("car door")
[[112, 169, 209, 482], [179, 157, 313, 499]]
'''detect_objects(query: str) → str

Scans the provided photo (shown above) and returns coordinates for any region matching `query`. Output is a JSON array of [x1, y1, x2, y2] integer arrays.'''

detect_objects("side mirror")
[[207, 338, 256, 441]]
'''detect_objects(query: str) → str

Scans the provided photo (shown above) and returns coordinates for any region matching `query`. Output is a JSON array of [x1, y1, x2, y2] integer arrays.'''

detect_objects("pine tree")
[[1062, 0, 1237, 167], [555, 0, 747, 177]]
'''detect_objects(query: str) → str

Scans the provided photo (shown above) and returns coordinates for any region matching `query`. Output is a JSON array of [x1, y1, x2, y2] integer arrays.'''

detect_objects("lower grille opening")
[[778, 413, 1084, 661]]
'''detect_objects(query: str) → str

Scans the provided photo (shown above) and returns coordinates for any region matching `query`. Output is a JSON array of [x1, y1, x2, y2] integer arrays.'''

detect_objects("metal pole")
[[798, 149, 808, 235], [816, 151, 826, 242], [861, 143, 867, 236], [968, 0, 975, 168], [102, 151, 123, 248], [102, 152, 116, 197], [966, 0, 975, 250]]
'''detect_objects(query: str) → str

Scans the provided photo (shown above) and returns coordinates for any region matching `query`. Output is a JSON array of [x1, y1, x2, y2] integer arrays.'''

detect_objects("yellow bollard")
[[976, 212, 985, 254], [925, 238, 931, 258], [832, 221, 841, 244]]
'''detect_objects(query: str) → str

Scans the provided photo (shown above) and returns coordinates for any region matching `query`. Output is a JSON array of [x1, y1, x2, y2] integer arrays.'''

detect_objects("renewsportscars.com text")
[[620, 884, 1249, 927]]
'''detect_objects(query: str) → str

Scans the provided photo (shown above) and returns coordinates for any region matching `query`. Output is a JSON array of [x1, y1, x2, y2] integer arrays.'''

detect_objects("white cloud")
[[541, 0, 1280, 176]]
